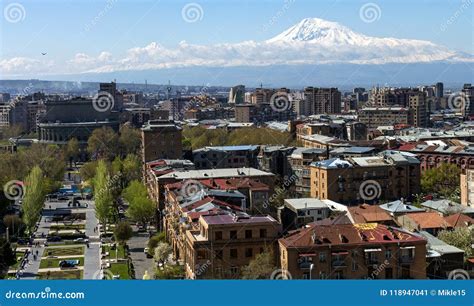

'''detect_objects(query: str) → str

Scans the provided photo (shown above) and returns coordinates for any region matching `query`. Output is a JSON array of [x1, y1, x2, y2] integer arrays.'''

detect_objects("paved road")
[[128, 229, 154, 279], [82, 199, 101, 279]]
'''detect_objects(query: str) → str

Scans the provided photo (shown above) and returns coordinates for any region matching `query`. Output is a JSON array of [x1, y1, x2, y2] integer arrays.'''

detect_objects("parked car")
[[73, 238, 89, 243], [59, 259, 79, 268], [144, 247, 153, 258], [46, 236, 62, 242]]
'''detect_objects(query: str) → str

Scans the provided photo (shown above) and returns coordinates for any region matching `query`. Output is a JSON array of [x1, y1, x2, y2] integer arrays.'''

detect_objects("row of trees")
[[182, 126, 298, 150], [87, 125, 141, 161]]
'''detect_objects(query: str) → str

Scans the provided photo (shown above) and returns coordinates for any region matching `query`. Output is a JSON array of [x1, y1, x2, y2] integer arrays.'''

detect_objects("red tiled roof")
[[444, 213, 474, 228], [405, 212, 449, 229], [348, 204, 393, 223], [280, 223, 425, 248]]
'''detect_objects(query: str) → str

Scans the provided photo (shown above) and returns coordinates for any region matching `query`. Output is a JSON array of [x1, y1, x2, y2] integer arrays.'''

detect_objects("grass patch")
[[50, 224, 85, 231], [39, 257, 84, 269], [108, 262, 131, 280], [44, 246, 84, 257], [102, 245, 126, 260], [37, 270, 83, 280]]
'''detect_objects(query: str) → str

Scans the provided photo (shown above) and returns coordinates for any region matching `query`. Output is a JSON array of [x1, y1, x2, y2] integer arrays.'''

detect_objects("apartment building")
[[310, 151, 421, 205], [279, 223, 427, 279], [184, 212, 280, 279]]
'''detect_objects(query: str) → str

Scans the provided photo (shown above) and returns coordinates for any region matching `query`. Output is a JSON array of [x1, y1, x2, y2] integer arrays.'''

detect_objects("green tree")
[[155, 264, 183, 279], [80, 161, 98, 182], [21, 166, 45, 233], [421, 163, 461, 199], [3, 215, 24, 238], [123, 180, 155, 226], [87, 127, 119, 160], [438, 227, 473, 258], [94, 160, 114, 233], [119, 125, 141, 156], [147, 232, 166, 253], [0, 238, 16, 278], [114, 221, 133, 245], [65, 138, 80, 167], [241, 250, 276, 279]]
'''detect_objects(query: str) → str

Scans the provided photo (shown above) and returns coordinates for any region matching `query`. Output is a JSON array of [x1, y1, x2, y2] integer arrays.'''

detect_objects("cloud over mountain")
[[1, 18, 471, 78]]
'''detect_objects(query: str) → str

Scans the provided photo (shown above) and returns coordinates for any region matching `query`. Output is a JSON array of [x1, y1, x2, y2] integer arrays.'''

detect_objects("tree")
[[80, 161, 98, 182], [438, 227, 473, 258], [148, 232, 166, 252], [21, 166, 45, 234], [3, 215, 24, 237], [114, 221, 133, 245], [65, 138, 80, 167], [94, 160, 114, 233], [126, 196, 155, 226], [123, 180, 155, 226], [0, 238, 16, 278], [421, 163, 461, 199], [154, 242, 172, 264], [87, 127, 119, 160], [241, 249, 276, 279], [119, 125, 141, 156], [155, 264, 183, 279]]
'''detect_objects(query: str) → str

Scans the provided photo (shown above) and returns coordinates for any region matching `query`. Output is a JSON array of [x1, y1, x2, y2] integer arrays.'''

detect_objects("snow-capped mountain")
[[265, 18, 462, 64], [2, 18, 471, 85]]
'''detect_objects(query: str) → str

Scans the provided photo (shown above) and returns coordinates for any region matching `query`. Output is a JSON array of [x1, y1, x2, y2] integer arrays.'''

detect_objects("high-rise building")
[[461, 83, 474, 118], [228, 85, 245, 104], [435, 82, 444, 98], [408, 92, 429, 127], [141, 119, 183, 163], [99, 81, 124, 111], [304, 87, 341, 114]]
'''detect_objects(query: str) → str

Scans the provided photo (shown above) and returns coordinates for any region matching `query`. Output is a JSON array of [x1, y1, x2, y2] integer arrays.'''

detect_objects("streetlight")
[[309, 263, 314, 280]]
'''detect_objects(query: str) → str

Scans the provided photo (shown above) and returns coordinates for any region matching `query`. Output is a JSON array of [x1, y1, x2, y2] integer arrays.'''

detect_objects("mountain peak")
[[266, 17, 364, 44]]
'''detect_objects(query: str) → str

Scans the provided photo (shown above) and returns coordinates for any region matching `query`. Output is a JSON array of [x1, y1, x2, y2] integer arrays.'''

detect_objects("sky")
[[0, 0, 472, 79]]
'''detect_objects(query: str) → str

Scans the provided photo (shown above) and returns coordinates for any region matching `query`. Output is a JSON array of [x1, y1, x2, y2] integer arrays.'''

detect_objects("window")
[[245, 248, 253, 258], [385, 249, 392, 260], [215, 231, 223, 240], [260, 229, 267, 238], [230, 230, 237, 239], [319, 252, 326, 262], [215, 250, 223, 259], [230, 249, 238, 259], [352, 260, 358, 271], [230, 266, 239, 275], [245, 230, 252, 239]]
